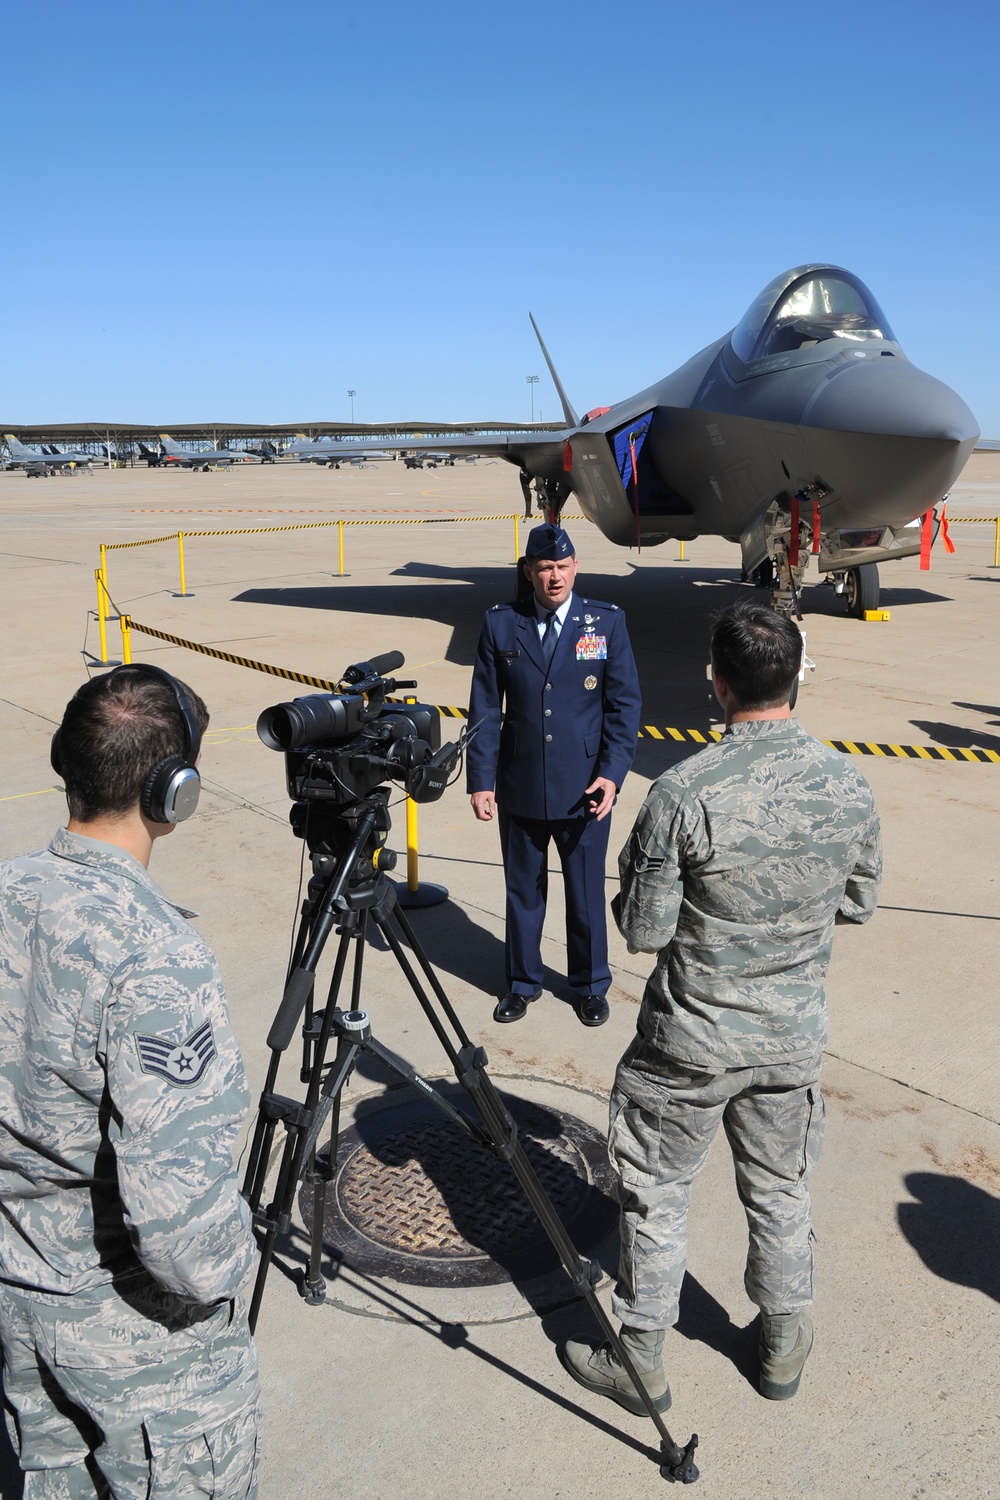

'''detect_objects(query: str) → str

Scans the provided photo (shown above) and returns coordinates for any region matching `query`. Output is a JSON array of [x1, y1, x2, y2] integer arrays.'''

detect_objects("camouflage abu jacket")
[[614, 719, 882, 1070], [0, 828, 257, 1302]]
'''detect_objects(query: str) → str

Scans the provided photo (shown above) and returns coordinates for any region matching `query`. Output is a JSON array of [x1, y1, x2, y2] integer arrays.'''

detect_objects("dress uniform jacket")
[[466, 593, 641, 817]]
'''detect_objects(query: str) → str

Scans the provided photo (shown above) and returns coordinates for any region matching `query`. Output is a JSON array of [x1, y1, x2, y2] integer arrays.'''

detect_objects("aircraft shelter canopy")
[[730, 266, 896, 365]]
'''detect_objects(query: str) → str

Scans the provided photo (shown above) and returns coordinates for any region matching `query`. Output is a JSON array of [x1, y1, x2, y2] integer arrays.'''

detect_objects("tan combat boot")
[[562, 1326, 671, 1416], [759, 1311, 813, 1399]]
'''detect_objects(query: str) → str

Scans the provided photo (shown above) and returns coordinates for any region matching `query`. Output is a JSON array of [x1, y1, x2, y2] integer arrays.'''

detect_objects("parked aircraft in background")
[[402, 451, 477, 469], [2, 435, 98, 476], [283, 435, 394, 468], [319, 266, 978, 615], [158, 434, 253, 469]]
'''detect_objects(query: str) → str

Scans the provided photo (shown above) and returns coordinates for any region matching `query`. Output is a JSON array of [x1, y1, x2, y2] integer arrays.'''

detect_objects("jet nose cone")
[[802, 353, 980, 446]]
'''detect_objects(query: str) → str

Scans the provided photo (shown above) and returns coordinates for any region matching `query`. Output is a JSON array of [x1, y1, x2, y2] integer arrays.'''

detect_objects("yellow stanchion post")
[[95, 569, 108, 664], [514, 515, 520, 563], [93, 569, 121, 667], [396, 698, 447, 907], [406, 796, 419, 892], [120, 614, 132, 664], [175, 532, 193, 596], [395, 795, 447, 907], [678, 540, 686, 561], [994, 517, 999, 569], [100, 543, 109, 603], [338, 520, 345, 577]]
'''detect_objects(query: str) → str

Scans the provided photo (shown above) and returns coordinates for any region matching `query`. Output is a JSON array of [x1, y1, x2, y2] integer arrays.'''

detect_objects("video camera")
[[257, 651, 463, 812]]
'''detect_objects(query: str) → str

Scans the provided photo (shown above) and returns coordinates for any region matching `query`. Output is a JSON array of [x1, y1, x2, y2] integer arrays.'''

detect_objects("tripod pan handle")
[[266, 967, 315, 1052]]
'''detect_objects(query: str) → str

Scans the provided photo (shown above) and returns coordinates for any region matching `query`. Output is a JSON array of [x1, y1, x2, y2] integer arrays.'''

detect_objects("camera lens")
[[257, 694, 353, 751]]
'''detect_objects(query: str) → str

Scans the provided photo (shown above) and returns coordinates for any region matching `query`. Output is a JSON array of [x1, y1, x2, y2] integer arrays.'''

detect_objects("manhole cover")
[[299, 1091, 617, 1287]]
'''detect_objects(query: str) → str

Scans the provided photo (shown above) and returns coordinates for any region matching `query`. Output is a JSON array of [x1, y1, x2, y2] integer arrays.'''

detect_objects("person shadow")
[[395, 885, 581, 1014], [539, 1271, 760, 1391], [897, 1172, 1000, 1302]]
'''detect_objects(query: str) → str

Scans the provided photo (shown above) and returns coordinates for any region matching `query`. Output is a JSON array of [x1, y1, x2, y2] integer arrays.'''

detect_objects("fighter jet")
[[335, 266, 979, 615], [283, 435, 393, 468], [402, 451, 473, 468], [2, 435, 97, 476], [158, 434, 253, 470]]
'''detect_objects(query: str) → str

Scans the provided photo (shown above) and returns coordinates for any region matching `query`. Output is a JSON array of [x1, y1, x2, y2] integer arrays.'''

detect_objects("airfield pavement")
[[0, 453, 998, 1499]]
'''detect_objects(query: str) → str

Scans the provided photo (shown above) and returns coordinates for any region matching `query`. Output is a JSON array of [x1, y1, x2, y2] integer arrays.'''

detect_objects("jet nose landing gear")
[[841, 562, 881, 618]]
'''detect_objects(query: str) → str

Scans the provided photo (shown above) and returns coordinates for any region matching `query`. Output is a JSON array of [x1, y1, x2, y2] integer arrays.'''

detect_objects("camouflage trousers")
[[0, 1277, 260, 1499], [609, 1039, 825, 1330]]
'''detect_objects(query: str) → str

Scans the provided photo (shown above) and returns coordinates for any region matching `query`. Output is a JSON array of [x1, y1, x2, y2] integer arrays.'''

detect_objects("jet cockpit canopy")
[[730, 265, 896, 365]]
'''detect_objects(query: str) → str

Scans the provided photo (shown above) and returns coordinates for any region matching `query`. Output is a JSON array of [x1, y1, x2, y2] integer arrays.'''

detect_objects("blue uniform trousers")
[[498, 808, 612, 998]]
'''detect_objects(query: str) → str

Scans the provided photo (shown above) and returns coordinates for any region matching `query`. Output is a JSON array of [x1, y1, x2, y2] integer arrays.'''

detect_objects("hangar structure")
[[1, 418, 561, 454]]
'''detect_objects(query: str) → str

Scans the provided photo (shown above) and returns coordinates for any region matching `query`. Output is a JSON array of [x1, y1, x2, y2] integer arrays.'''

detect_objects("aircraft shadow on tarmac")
[[910, 718, 1000, 753], [234, 561, 741, 774], [897, 1173, 1000, 1303]]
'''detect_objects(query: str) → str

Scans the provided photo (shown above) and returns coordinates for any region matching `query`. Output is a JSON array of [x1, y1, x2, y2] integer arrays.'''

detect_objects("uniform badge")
[[134, 1019, 217, 1087], [584, 675, 598, 690], [575, 635, 607, 660]]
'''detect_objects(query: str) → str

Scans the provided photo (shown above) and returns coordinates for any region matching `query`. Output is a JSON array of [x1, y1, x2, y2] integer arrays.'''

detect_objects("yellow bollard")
[[406, 795, 419, 892], [120, 614, 132, 664], [395, 776, 447, 908], [338, 520, 345, 577], [679, 540, 686, 561], [95, 568, 109, 664], [175, 532, 193, 596], [514, 515, 520, 563], [994, 517, 999, 569], [100, 543, 109, 601]]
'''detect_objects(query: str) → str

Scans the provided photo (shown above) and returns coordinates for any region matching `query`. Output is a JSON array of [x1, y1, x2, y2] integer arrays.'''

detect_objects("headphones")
[[51, 664, 203, 824]]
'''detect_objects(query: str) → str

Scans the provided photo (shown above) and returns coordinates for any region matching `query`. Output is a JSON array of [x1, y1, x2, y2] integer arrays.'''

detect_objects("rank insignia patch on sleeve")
[[134, 1019, 217, 1086]]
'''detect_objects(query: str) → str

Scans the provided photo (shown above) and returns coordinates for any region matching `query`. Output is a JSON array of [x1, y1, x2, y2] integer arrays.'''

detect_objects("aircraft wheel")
[[844, 563, 879, 618], [750, 558, 774, 588]]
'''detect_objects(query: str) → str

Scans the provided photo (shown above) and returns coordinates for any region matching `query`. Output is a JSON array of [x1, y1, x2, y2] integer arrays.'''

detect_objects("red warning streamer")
[[940, 501, 955, 555], [919, 508, 934, 569], [812, 497, 821, 554]]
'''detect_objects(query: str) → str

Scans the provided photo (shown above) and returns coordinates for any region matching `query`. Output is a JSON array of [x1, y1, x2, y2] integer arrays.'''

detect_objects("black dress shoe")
[[576, 993, 610, 1027], [493, 989, 542, 1023]]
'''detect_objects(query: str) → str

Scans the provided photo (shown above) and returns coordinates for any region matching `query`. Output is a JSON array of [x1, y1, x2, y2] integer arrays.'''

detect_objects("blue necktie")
[[542, 611, 558, 665]]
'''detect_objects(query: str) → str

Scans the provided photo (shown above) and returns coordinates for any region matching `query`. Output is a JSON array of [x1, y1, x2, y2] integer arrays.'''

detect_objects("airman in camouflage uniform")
[[0, 667, 260, 1497], [563, 602, 881, 1414]]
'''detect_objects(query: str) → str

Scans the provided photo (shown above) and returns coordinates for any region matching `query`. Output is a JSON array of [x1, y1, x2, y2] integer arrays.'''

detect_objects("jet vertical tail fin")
[[4, 435, 34, 457], [529, 313, 579, 429]]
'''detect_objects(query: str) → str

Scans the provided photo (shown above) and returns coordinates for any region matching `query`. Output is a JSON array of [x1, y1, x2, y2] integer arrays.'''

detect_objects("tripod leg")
[[456, 1046, 699, 1482], [303, 1005, 362, 1305]]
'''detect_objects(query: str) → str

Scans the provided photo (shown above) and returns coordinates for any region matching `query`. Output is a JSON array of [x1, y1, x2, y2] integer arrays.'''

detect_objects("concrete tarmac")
[[1, 457, 997, 1498]]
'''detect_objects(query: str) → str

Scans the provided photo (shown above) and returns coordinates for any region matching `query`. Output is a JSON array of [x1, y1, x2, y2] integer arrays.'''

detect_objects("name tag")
[[576, 635, 607, 660]]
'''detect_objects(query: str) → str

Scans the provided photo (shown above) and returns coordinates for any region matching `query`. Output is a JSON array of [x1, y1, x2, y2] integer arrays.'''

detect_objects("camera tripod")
[[241, 790, 699, 1483]]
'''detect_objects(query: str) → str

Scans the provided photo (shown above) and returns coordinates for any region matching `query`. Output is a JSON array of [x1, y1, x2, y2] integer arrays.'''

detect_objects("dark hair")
[[711, 601, 802, 710], [59, 669, 209, 822]]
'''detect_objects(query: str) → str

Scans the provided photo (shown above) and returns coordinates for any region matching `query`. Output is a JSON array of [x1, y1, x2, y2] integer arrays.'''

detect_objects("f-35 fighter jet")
[[351, 265, 980, 615]]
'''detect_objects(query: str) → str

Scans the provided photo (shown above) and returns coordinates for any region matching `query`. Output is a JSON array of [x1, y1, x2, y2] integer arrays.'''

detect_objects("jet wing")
[[315, 429, 573, 477]]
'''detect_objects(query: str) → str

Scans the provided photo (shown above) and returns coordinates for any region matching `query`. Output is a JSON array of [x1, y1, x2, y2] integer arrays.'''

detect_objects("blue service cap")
[[524, 523, 575, 561]]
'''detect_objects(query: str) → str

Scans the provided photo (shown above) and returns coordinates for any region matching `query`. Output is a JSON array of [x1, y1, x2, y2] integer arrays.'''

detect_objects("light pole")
[[526, 374, 539, 422], [347, 389, 356, 424]]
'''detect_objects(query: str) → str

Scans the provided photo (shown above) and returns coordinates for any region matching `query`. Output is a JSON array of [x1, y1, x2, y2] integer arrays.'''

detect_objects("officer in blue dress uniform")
[[467, 522, 642, 1026]]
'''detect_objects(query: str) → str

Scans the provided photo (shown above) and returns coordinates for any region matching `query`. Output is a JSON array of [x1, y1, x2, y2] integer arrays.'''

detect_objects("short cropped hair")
[[59, 669, 209, 822], [711, 601, 802, 710]]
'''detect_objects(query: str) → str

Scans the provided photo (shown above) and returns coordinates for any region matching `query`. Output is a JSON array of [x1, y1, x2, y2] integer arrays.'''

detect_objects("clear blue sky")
[[2, 0, 998, 434]]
